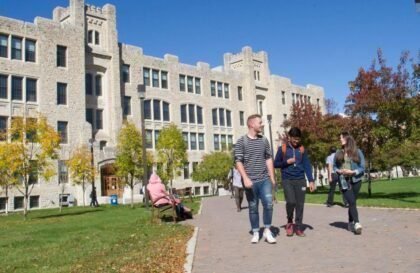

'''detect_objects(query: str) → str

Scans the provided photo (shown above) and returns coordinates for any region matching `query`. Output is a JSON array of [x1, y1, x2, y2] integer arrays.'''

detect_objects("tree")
[[192, 151, 232, 195], [115, 122, 153, 208], [156, 123, 187, 190], [9, 116, 61, 218], [67, 145, 95, 207], [0, 143, 20, 214]]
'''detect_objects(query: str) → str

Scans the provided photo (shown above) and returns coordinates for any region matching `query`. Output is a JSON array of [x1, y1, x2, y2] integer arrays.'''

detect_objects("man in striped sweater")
[[234, 114, 277, 244]]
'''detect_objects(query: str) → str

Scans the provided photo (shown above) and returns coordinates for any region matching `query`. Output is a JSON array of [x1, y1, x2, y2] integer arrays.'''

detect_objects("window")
[[12, 76, 23, 101], [181, 104, 187, 123], [228, 135, 233, 150], [210, 81, 216, 96], [213, 134, 220, 150], [0, 197, 6, 211], [238, 86, 243, 101], [100, 141, 107, 150], [57, 45, 67, 67], [163, 101, 170, 121], [224, 83, 229, 99], [197, 106, 203, 124], [317, 98, 320, 106], [153, 100, 161, 120], [143, 68, 150, 86], [182, 132, 189, 149], [88, 30, 93, 43], [221, 135, 227, 151], [152, 69, 159, 87], [198, 133, 205, 150], [219, 108, 225, 126], [144, 100, 151, 120], [308, 96, 311, 104], [188, 104, 195, 123], [190, 133, 197, 150], [226, 110, 232, 127], [0, 116, 7, 141], [258, 100, 263, 116], [195, 78, 201, 94], [203, 186, 209, 195], [86, 108, 93, 125], [239, 111, 244, 126], [95, 75, 102, 96], [25, 39, 36, 62], [57, 83, 67, 105], [194, 186, 200, 195], [179, 75, 185, 91], [11, 36, 22, 60], [85, 73, 93, 95], [122, 64, 130, 83], [95, 31, 100, 45], [123, 96, 131, 116], [58, 160, 68, 184], [29, 196, 39, 208], [0, 74, 7, 99], [96, 110, 103, 129], [14, 196, 24, 210], [292, 93, 296, 104], [145, 130, 153, 148], [283, 114, 287, 120], [26, 78, 37, 102], [212, 109, 218, 126], [187, 76, 193, 93], [217, 82, 223, 97], [282, 91, 286, 105], [154, 130, 160, 146], [26, 118, 37, 142], [28, 160, 38, 185], [58, 121, 68, 144], [183, 162, 190, 179], [0, 34, 8, 58], [161, 71, 168, 89]]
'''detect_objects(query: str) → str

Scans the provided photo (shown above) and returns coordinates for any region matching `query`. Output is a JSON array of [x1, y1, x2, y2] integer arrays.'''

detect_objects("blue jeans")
[[245, 179, 273, 232]]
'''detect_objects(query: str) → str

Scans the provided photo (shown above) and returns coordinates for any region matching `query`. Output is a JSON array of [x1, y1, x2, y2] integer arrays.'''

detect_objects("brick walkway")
[[189, 196, 420, 273]]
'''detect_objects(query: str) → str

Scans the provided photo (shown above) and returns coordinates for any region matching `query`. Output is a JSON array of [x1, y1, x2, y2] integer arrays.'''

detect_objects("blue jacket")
[[333, 149, 365, 183], [274, 143, 314, 182]]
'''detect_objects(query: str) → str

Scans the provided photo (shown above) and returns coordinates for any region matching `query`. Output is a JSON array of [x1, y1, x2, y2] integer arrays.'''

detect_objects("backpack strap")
[[281, 143, 305, 161]]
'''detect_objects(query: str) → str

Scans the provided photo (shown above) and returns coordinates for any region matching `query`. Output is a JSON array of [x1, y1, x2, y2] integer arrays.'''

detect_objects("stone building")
[[0, 0, 324, 211]]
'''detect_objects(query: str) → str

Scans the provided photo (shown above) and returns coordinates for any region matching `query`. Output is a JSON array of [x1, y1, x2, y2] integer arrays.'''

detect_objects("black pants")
[[233, 186, 244, 210], [283, 179, 306, 229], [342, 180, 362, 223], [327, 174, 347, 205]]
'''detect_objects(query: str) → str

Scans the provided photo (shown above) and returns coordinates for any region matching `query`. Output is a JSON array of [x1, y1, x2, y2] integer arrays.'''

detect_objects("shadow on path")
[[329, 221, 348, 230]]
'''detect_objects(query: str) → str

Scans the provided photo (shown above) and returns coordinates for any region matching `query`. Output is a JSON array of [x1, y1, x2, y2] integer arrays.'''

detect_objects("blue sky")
[[1, 0, 419, 112]]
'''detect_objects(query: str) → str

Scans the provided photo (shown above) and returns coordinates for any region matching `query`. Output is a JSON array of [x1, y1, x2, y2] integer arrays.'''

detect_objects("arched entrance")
[[101, 163, 123, 197]]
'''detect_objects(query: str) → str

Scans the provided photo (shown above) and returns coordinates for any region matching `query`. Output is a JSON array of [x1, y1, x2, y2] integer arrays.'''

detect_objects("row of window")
[[143, 68, 168, 89], [213, 134, 233, 151], [212, 108, 232, 127], [0, 74, 37, 102], [210, 81, 230, 99], [0, 196, 40, 210], [179, 74, 201, 94], [144, 99, 170, 121], [86, 108, 103, 130], [182, 132, 205, 151], [0, 33, 36, 62]]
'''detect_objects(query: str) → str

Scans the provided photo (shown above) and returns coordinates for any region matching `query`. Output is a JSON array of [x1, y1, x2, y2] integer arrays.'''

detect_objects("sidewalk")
[[189, 196, 420, 273]]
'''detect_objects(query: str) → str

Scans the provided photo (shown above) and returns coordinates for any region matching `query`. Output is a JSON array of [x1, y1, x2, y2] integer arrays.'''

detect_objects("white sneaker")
[[348, 222, 354, 232], [251, 232, 259, 244], [263, 229, 277, 244], [354, 222, 362, 235]]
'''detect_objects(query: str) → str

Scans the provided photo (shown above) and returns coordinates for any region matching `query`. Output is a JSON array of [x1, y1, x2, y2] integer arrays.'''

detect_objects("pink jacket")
[[147, 173, 174, 206]]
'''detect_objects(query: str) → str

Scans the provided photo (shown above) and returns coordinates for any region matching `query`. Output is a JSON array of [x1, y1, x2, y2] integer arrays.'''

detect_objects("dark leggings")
[[342, 181, 362, 223], [233, 186, 244, 209], [283, 179, 306, 229]]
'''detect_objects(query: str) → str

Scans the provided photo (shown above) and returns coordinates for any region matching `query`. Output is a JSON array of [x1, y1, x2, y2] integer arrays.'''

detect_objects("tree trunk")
[[130, 176, 134, 209], [5, 186, 8, 215], [367, 157, 372, 197], [82, 179, 86, 207], [24, 179, 29, 219]]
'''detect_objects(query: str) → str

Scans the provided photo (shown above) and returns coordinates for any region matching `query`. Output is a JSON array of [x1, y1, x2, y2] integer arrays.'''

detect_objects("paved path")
[[189, 196, 420, 273]]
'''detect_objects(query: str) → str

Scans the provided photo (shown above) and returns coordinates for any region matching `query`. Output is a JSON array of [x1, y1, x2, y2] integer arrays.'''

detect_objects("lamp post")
[[138, 84, 149, 207], [88, 137, 95, 205], [267, 114, 274, 157]]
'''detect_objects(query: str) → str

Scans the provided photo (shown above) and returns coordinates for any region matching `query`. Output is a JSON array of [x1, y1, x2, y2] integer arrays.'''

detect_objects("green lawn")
[[0, 198, 200, 273], [276, 177, 420, 209]]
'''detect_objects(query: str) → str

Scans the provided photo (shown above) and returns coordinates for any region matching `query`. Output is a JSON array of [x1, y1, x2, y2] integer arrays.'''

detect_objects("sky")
[[1, 0, 419, 112]]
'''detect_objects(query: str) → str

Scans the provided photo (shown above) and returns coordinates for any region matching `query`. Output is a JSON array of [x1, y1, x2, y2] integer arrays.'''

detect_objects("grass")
[[0, 198, 200, 273], [275, 177, 420, 209]]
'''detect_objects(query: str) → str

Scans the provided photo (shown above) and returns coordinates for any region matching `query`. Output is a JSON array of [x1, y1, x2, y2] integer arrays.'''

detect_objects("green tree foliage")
[[115, 122, 153, 208], [8, 116, 61, 218], [192, 151, 232, 195], [67, 145, 95, 207], [0, 143, 20, 214], [156, 123, 187, 189]]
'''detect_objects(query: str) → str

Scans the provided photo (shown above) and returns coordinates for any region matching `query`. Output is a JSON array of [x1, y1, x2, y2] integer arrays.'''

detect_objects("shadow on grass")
[[34, 208, 104, 219], [358, 192, 420, 203]]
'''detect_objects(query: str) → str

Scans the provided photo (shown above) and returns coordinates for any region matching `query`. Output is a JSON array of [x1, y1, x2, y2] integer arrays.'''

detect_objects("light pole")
[[138, 84, 149, 207], [88, 137, 96, 206], [267, 114, 274, 157]]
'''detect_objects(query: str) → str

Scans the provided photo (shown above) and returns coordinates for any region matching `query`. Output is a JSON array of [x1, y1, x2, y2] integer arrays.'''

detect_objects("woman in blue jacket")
[[333, 132, 365, 235]]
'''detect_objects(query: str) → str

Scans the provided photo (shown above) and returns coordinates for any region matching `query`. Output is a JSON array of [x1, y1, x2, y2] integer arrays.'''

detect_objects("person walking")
[[234, 114, 277, 244], [333, 132, 365, 235], [325, 146, 348, 207], [90, 186, 99, 207], [230, 166, 244, 212], [274, 127, 315, 237]]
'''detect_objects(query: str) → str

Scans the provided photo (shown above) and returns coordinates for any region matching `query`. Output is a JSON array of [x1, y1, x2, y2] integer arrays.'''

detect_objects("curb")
[[184, 227, 199, 273]]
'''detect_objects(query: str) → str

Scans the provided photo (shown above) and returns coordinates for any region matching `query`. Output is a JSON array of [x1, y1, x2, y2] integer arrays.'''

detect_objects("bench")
[[148, 190, 177, 223]]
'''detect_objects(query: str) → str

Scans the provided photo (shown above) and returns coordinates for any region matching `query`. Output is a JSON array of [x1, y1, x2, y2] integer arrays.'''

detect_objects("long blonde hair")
[[335, 133, 360, 164]]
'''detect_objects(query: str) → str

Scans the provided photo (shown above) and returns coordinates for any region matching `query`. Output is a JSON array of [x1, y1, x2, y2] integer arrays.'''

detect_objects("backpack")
[[280, 143, 304, 161]]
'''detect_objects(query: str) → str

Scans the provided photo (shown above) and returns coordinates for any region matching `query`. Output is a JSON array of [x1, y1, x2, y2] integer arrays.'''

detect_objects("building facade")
[[0, 0, 324, 211]]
